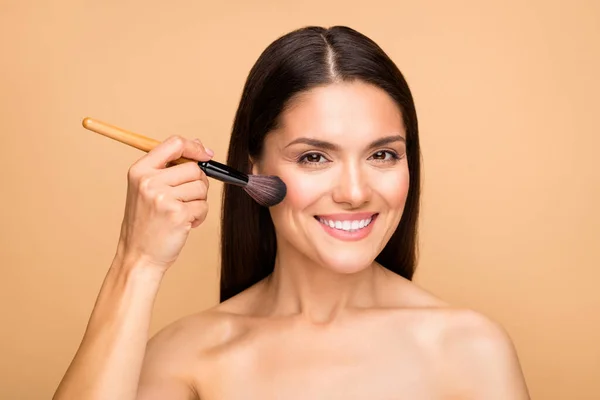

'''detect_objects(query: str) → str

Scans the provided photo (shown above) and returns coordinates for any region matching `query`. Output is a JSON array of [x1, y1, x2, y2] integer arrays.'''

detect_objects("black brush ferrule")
[[199, 160, 249, 187]]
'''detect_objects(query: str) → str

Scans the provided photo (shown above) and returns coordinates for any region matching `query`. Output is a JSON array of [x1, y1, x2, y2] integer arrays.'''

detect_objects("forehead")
[[272, 81, 405, 145]]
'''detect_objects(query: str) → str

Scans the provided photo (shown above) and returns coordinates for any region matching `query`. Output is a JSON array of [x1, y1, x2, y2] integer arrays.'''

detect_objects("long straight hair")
[[220, 26, 421, 302]]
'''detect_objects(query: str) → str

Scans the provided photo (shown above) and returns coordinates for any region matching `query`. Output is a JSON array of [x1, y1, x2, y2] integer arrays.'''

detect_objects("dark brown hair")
[[220, 26, 421, 302]]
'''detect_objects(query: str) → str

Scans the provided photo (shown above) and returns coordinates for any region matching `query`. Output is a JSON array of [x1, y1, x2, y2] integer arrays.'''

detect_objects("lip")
[[315, 213, 378, 242]]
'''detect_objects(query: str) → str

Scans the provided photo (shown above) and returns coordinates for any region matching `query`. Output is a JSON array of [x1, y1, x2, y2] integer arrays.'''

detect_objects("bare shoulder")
[[438, 309, 530, 399], [440, 308, 521, 360], [378, 272, 529, 398], [137, 306, 247, 399], [139, 281, 268, 386]]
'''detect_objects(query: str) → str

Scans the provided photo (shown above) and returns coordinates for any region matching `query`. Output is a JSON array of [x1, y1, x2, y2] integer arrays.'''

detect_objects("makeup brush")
[[81, 117, 287, 207]]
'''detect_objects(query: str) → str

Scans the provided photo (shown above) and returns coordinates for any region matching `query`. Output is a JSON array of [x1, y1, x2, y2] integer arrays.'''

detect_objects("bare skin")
[[138, 268, 529, 400], [54, 81, 530, 399]]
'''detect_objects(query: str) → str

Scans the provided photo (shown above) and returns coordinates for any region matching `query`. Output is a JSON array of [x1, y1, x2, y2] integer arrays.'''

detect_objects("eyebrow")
[[284, 135, 406, 151]]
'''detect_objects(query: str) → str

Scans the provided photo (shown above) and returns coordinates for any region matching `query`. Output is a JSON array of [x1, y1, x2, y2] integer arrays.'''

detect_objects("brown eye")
[[298, 153, 328, 164], [306, 154, 322, 162], [369, 150, 401, 163], [372, 151, 386, 160]]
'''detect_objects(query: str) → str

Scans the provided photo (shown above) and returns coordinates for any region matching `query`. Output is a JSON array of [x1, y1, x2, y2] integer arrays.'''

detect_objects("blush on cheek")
[[268, 170, 329, 236], [376, 171, 410, 206], [282, 171, 330, 208]]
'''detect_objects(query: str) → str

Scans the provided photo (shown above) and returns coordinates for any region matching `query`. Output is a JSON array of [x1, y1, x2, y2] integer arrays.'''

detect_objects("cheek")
[[269, 168, 331, 230], [280, 169, 329, 209], [374, 168, 410, 206]]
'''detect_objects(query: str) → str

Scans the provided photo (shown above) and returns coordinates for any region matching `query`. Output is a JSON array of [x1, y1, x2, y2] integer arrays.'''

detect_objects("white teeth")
[[317, 216, 374, 232]]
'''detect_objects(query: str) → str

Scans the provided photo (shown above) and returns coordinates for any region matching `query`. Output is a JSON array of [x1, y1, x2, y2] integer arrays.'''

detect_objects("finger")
[[186, 200, 209, 228], [142, 135, 214, 169], [171, 180, 208, 202], [155, 160, 209, 187]]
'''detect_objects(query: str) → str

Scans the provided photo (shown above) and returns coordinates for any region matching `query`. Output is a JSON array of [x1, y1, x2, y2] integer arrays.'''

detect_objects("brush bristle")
[[244, 175, 287, 207]]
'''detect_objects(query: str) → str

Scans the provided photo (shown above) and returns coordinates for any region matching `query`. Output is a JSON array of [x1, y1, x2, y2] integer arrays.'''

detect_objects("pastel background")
[[1, 0, 598, 398]]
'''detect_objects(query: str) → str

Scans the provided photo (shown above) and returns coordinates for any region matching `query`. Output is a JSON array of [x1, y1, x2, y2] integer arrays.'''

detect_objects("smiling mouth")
[[314, 214, 378, 233]]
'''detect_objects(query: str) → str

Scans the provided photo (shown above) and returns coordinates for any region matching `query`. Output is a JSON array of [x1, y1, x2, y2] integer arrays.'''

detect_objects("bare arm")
[[53, 256, 164, 399], [53, 135, 213, 400]]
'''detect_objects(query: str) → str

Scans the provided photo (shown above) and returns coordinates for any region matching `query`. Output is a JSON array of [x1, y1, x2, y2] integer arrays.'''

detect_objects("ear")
[[249, 156, 260, 175]]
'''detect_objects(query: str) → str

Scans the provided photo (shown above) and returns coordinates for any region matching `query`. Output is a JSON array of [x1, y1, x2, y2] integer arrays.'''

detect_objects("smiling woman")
[[53, 26, 530, 400], [220, 28, 420, 304]]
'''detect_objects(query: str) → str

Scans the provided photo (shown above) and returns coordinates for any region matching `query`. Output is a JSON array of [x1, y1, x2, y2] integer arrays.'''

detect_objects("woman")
[[54, 26, 530, 399]]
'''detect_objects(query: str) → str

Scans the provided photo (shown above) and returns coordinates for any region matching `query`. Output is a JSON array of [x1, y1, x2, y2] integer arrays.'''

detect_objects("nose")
[[332, 161, 372, 208]]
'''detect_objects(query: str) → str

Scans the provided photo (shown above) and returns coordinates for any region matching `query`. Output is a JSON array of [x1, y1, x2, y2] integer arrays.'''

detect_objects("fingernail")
[[205, 147, 214, 157]]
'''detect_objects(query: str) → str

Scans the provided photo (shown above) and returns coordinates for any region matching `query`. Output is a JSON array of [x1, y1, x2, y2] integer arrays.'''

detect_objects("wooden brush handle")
[[82, 117, 191, 165]]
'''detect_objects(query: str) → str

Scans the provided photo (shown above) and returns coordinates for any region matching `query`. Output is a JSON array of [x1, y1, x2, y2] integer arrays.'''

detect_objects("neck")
[[260, 244, 381, 324]]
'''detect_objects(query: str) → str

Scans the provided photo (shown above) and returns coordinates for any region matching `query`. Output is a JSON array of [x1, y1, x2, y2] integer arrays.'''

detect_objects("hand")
[[115, 135, 213, 271]]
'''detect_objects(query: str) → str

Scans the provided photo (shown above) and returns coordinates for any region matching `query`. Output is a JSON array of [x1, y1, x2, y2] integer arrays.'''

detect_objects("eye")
[[298, 152, 329, 164], [369, 150, 401, 162]]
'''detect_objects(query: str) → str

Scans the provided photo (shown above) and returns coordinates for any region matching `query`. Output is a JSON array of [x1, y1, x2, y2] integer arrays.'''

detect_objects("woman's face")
[[254, 81, 409, 274]]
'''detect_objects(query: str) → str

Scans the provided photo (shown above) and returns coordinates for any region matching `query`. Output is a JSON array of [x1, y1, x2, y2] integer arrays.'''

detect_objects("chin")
[[314, 250, 377, 275]]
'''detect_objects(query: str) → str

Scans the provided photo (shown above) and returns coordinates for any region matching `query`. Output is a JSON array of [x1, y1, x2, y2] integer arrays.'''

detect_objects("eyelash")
[[297, 150, 404, 165]]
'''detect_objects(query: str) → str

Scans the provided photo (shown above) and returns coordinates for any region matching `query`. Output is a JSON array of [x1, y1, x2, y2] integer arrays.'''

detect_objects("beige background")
[[1, 0, 598, 398]]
